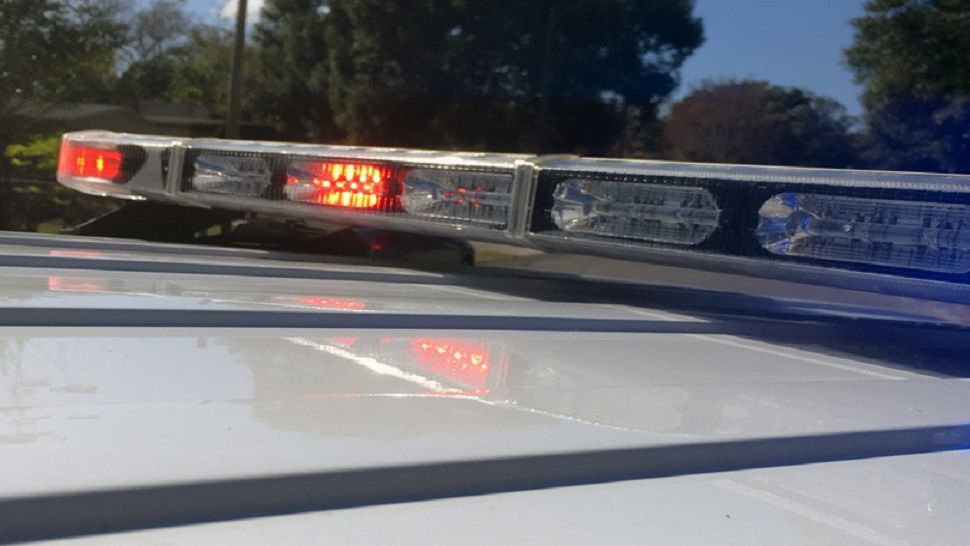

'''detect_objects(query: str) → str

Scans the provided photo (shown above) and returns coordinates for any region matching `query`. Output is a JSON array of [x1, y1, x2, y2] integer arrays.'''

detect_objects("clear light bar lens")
[[191, 154, 272, 196], [757, 193, 970, 273], [401, 169, 513, 227], [551, 179, 720, 245]]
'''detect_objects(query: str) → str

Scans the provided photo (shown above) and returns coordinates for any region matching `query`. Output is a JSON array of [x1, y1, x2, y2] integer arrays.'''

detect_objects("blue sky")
[[678, 0, 867, 114], [190, 0, 867, 114]]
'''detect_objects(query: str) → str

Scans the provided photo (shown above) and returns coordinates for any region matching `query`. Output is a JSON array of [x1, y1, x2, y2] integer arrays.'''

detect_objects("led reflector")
[[401, 169, 513, 227], [57, 141, 123, 182], [286, 160, 400, 210], [757, 193, 970, 273], [191, 154, 272, 196], [551, 179, 720, 245]]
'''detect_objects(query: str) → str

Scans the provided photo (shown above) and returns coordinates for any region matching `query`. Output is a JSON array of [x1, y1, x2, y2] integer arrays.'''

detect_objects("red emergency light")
[[57, 141, 123, 182], [286, 160, 401, 210]]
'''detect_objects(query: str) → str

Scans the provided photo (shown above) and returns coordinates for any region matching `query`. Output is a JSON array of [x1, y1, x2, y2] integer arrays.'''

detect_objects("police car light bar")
[[56, 131, 970, 292], [56, 132, 184, 202]]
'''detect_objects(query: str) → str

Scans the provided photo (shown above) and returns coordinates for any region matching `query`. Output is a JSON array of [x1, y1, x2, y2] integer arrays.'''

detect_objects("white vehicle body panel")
[[35, 450, 970, 546], [1, 233, 968, 544]]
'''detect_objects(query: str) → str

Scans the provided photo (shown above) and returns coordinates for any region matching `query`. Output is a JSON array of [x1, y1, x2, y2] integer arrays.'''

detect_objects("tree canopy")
[[846, 0, 970, 172], [662, 80, 859, 168], [0, 0, 126, 148], [846, 0, 970, 104], [255, 0, 704, 152], [2, 0, 705, 155], [115, 25, 236, 116], [252, 0, 338, 141]]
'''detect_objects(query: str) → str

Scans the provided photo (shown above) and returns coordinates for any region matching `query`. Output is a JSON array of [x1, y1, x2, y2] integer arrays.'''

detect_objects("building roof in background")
[[10, 102, 140, 121], [8, 101, 228, 136], [136, 101, 224, 127]]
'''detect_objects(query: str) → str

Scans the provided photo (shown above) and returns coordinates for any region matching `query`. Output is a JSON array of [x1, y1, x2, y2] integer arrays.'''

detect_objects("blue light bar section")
[[758, 193, 970, 273]]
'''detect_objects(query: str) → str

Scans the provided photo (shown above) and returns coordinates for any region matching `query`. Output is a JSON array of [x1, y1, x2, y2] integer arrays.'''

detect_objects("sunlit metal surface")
[[1, 233, 969, 543]]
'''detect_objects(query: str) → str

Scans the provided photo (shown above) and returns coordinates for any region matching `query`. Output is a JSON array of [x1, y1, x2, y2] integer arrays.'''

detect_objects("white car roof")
[[1, 232, 969, 543]]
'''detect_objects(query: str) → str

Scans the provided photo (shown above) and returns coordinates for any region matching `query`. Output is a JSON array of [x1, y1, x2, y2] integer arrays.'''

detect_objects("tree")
[[3, 135, 60, 173], [1, 134, 115, 232], [661, 80, 859, 168], [254, 0, 703, 152], [861, 95, 970, 173], [0, 0, 126, 147], [109, 0, 239, 119], [846, 0, 970, 172], [123, 0, 193, 63], [115, 25, 236, 116], [0, 0, 126, 232], [323, 0, 456, 147], [846, 0, 970, 103], [252, 0, 339, 140]]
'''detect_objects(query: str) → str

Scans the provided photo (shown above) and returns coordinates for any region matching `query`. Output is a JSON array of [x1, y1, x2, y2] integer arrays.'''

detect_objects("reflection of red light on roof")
[[287, 296, 366, 310], [410, 338, 491, 390], [368, 234, 391, 253], [305, 390, 487, 399], [48, 250, 105, 258], [48, 276, 108, 292], [330, 337, 358, 348]]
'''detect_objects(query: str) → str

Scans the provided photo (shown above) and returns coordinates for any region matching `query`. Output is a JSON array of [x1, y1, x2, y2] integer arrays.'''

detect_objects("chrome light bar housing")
[[56, 131, 970, 298]]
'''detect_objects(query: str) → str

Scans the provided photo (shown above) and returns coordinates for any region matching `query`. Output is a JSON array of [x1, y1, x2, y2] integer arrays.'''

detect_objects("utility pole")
[[227, 0, 248, 138], [536, 6, 556, 153], [536, 5, 557, 153]]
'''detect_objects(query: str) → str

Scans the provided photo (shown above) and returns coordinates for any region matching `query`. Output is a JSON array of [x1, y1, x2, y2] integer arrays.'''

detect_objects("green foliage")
[[124, 0, 193, 61], [0, 0, 126, 111], [862, 96, 970, 173], [3, 135, 60, 171], [323, 0, 455, 147], [846, 0, 970, 104], [0, 133, 98, 232], [0, 134, 116, 233], [0, 1, 127, 230], [662, 80, 859, 168], [846, 0, 970, 172], [115, 26, 236, 116], [0, 0, 127, 161], [0, 0, 227, 233], [108, 0, 237, 117], [252, 0, 338, 140]]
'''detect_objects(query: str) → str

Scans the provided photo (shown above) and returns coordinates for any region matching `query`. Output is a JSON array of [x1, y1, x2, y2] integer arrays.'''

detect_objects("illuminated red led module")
[[286, 160, 402, 210], [57, 141, 123, 182]]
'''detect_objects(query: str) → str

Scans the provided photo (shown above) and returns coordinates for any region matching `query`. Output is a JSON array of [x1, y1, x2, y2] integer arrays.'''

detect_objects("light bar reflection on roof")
[[47, 276, 108, 293], [409, 338, 492, 391]]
